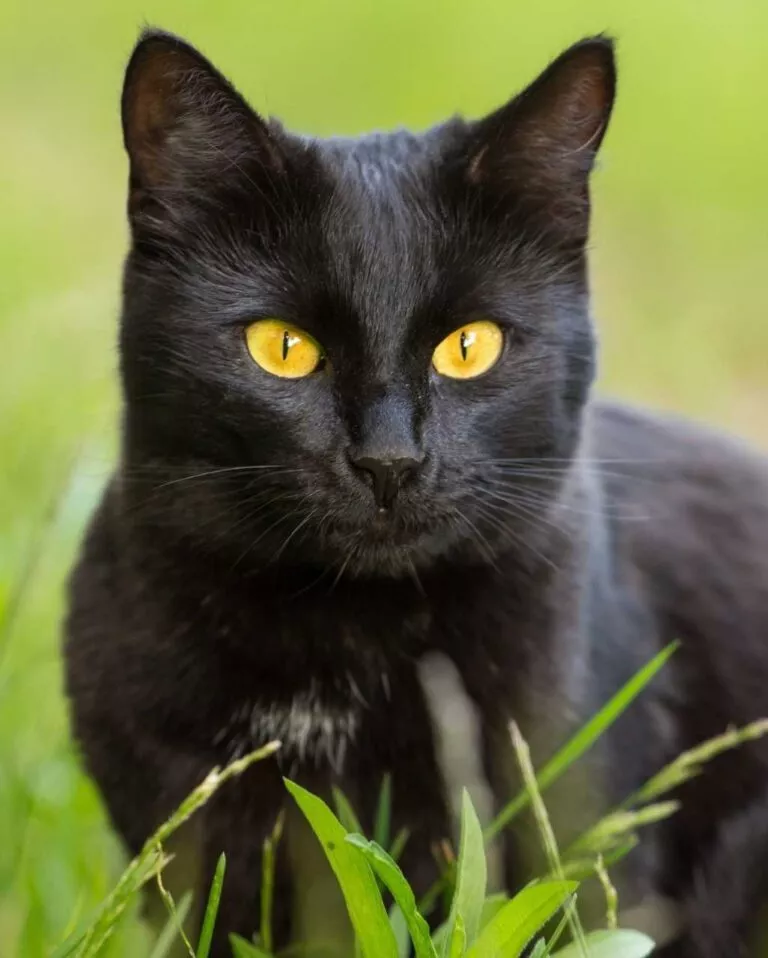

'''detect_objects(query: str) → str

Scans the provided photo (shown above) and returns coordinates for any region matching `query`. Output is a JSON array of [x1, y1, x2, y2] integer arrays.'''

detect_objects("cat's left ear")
[[466, 36, 616, 241], [121, 29, 285, 218]]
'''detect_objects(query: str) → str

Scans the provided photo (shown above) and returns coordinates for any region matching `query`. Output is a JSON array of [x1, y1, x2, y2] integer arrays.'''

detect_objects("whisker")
[[155, 464, 302, 490], [450, 506, 500, 571], [467, 497, 561, 574], [477, 476, 648, 522], [271, 510, 319, 565]]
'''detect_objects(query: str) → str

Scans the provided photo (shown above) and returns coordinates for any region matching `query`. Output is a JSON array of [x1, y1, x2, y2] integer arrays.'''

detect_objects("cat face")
[[119, 30, 615, 577]]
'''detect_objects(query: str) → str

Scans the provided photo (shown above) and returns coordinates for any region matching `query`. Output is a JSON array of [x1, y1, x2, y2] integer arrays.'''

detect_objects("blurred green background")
[[0, 0, 766, 954]]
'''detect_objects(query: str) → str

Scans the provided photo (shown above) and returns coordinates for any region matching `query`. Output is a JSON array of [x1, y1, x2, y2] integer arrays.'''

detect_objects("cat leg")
[[652, 791, 768, 957]]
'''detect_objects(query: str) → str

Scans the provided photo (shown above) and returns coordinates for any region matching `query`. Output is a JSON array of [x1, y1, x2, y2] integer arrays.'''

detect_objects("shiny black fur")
[[65, 30, 768, 956]]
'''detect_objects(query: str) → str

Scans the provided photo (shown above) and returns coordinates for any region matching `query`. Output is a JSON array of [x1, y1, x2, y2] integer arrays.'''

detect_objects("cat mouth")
[[328, 506, 451, 549]]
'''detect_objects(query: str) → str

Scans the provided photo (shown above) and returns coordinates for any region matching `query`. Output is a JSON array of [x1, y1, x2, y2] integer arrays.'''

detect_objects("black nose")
[[349, 455, 421, 509]]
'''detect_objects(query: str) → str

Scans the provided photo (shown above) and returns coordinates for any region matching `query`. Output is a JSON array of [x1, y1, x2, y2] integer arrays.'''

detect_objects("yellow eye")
[[245, 319, 324, 379], [432, 320, 504, 379]]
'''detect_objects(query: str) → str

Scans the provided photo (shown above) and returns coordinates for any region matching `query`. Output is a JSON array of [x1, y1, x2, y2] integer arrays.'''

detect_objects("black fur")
[[65, 29, 768, 956]]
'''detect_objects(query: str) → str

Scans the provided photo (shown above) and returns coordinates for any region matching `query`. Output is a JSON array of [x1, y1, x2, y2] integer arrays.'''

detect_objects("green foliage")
[[560, 720, 768, 878], [229, 936, 273, 958], [149, 893, 193, 958], [551, 931, 654, 958], [344, 835, 437, 958], [465, 883, 577, 958], [44, 677, 768, 958], [53, 743, 279, 958], [260, 814, 284, 954], [625, 718, 768, 808], [283, 780, 400, 958], [441, 792, 487, 953], [197, 854, 227, 958], [486, 644, 678, 841], [289, 776, 643, 958]]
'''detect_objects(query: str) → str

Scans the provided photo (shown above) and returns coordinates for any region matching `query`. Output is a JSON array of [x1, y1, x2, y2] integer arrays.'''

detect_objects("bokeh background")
[[1, 0, 766, 954]]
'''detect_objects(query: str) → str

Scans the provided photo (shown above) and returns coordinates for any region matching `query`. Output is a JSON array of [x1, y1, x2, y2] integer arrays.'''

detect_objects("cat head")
[[119, 29, 615, 578]]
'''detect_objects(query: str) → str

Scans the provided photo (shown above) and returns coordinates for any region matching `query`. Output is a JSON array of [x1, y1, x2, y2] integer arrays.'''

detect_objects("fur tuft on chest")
[[213, 689, 359, 774]]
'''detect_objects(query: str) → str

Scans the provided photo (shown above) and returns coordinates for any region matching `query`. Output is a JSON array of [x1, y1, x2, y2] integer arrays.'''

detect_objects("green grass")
[[45, 657, 768, 956], [1, 0, 767, 955]]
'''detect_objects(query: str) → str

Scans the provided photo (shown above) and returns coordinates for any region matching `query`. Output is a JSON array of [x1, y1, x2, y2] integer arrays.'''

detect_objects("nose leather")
[[350, 456, 420, 509]]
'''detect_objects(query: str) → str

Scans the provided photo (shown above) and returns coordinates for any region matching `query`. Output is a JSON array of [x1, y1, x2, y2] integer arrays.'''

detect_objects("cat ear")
[[122, 29, 284, 215], [467, 37, 616, 240]]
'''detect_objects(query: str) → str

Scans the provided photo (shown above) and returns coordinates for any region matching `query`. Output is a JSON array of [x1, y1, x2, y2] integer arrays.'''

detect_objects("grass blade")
[[509, 723, 588, 957], [260, 812, 285, 954], [229, 935, 273, 957], [485, 644, 678, 841], [332, 786, 364, 835], [345, 835, 437, 958], [157, 866, 195, 957], [441, 791, 487, 956], [564, 802, 679, 863], [551, 929, 654, 957], [446, 913, 466, 958], [196, 852, 226, 958], [285, 779, 399, 958], [465, 882, 577, 958], [389, 904, 412, 958], [389, 828, 410, 864], [150, 892, 194, 958], [374, 774, 392, 850], [67, 742, 280, 958], [624, 718, 768, 808], [479, 893, 509, 930]]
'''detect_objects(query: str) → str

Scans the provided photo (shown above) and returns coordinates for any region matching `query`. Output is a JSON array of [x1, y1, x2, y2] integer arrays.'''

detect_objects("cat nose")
[[349, 455, 422, 509]]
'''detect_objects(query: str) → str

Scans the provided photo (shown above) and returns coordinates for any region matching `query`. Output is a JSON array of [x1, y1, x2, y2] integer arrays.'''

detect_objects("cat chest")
[[206, 602, 432, 773], [213, 690, 361, 774]]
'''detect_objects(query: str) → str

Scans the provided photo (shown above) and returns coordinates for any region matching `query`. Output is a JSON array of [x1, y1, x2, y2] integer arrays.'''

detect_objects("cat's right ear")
[[122, 29, 284, 219], [465, 37, 616, 243]]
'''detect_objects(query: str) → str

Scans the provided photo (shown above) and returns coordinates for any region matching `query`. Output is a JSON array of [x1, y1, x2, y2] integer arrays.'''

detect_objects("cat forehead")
[[306, 128, 463, 330], [317, 127, 451, 185]]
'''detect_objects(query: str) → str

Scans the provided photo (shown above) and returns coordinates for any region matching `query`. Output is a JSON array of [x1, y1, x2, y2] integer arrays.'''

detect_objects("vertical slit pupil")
[[282, 330, 290, 361], [460, 330, 469, 361]]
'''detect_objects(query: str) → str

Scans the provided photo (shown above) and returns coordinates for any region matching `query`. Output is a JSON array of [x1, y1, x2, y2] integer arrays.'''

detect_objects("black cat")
[[65, 29, 768, 957]]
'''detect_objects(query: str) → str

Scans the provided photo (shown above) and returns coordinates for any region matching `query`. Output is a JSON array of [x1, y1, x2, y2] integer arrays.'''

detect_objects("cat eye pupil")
[[459, 329, 476, 362]]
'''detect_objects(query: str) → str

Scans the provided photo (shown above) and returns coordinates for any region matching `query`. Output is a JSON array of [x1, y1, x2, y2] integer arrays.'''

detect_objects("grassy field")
[[0, 0, 767, 954]]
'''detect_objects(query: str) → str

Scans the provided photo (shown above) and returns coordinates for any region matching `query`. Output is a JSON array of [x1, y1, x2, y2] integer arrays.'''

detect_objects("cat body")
[[65, 30, 768, 956]]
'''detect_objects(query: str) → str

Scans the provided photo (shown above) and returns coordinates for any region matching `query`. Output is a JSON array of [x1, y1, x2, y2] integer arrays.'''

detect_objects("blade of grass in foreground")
[[260, 812, 285, 955], [229, 935, 273, 958], [285, 779, 399, 958], [465, 882, 577, 958], [374, 773, 393, 850], [440, 791, 487, 956], [332, 786, 365, 835], [196, 853, 226, 958], [552, 929, 654, 958], [345, 834, 437, 958], [485, 643, 678, 841], [149, 892, 194, 958], [63, 742, 280, 958], [510, 722, 588, 957]]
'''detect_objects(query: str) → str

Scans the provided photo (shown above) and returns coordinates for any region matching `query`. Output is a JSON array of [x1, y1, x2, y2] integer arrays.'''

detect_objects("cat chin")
[[321, 525, 458, 579]]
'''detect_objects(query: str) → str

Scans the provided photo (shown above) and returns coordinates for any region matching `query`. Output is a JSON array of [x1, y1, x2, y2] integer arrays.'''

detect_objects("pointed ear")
[[121, 29, 284, 217], [467, 37, 616, 241]]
